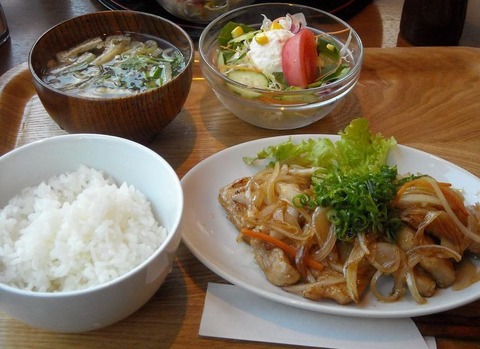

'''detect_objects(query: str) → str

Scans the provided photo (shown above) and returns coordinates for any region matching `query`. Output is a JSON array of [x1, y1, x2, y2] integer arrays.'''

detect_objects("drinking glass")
[[0, 3, 9, 46], [400, 0, 468, 46]]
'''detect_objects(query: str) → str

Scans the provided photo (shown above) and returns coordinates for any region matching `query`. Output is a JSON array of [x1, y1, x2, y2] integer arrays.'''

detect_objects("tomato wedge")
[[281, 29, 319, 88]]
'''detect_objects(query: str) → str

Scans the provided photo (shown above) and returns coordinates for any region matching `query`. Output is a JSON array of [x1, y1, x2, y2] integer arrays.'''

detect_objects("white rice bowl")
[[0, 165, 167, 292], [0, 134, 183, 333]]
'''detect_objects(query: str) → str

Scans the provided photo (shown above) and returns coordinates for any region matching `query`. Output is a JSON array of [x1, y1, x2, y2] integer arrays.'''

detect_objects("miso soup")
[[42, 33, 186, 98]]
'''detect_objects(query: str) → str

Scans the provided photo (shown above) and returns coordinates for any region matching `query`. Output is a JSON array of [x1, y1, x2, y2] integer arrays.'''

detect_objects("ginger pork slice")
[[218, 177, 254, 231]]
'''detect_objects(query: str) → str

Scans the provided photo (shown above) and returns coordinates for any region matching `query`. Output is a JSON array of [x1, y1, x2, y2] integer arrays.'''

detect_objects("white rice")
[[0, 165, 167, 292]]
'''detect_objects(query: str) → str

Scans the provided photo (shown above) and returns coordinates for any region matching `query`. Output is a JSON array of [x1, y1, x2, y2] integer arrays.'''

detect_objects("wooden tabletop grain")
[[1, 1, 480, 348]]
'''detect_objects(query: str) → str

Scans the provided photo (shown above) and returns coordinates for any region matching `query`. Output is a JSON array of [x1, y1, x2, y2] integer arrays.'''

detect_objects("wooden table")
[[1, 1, 480, 348]]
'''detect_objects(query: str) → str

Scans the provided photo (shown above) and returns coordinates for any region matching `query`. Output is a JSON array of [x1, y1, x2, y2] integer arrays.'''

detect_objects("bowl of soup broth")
[[29, 11, 194, 144]]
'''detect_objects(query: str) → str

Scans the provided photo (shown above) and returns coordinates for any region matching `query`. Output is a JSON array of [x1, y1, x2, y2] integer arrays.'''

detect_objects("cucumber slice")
[[227, 70, 268, 88], [217, 52, 225, 67], [228, 30, 258, 45], [226, 70, 268, 98]]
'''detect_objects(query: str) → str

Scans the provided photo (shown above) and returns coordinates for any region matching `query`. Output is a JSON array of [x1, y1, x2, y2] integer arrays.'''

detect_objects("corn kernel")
[[326, 43, 335, 52], [255, 32, 269, 45], [271, 21, 283, 30], [231, 26, 244, 38]]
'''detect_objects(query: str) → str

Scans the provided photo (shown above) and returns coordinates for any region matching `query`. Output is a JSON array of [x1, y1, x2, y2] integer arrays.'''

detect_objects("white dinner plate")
[[180, 135, 480, 318]]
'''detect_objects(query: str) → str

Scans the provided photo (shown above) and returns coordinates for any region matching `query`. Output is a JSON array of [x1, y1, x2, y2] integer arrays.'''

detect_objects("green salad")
[[216, 13, 352, 92]]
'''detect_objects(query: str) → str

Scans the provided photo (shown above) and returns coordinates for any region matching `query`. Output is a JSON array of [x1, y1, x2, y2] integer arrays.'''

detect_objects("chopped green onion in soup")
[[42, 34, 186, 98]]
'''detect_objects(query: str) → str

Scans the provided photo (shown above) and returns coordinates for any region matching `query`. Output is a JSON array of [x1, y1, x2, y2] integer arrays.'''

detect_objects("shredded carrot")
[[396, 178, 451, 197], [395, 178, 426, 197], [439, 185, 469, 218], [257, 95, 302, 106], [241, 228, 324, 271], [241, 228, 295, 254], [315, 28, 350, 38]]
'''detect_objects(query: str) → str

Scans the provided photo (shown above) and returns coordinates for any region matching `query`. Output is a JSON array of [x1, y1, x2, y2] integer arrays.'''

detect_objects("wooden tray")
[[1, 47, 480, 347], [0, 63, 65, 155]]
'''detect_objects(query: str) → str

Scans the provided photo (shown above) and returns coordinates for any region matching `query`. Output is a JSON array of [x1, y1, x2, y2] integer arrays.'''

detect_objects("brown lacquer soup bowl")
[[29, 11, 194, 144]]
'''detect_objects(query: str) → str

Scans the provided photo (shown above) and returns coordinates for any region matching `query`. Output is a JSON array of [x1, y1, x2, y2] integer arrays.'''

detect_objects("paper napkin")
[[200, 283, 435, 349]]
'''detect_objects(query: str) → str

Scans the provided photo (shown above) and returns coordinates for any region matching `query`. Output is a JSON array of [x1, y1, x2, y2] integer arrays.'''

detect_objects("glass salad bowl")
[[198, 3, 364, 130], [155, 0, 254, 23]]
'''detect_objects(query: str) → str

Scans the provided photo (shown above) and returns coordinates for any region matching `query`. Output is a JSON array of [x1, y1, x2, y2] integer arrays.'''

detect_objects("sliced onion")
[[294, 244, 309, 279], [311, 207, 336, 262], [324, 247, 345, 274], [414, 210, 441, 241], [426, 177, 480, 243], [312, 225, 336, 262], [275, 13, 307, 34], [406, 271, 427, 304], [267, 220, 308, 241], [395, 194, 443, 208], [259, 201, 282, 220], [314, 275, 346, 286], [265, 162, 281, 205], [366, 242, 401, 274], [407, 244, 462, 265], [246, 178, 263, 210], [357, 232, 371, 256], [370, 270, 403, 303], [295, 205, 314, 225], [284, 205, 301, 228], [343, 239, 365, 303], [276, 182, 302, 204], [272, 206, 284, 221]]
